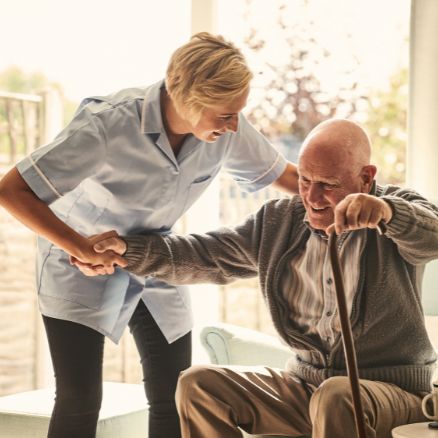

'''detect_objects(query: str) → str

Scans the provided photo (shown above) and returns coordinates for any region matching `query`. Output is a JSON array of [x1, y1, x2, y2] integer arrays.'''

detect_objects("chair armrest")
[[200, 323, 294, 368]]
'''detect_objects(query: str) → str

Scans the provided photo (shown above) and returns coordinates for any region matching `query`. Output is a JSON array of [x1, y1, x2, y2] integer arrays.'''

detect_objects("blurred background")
[[0, 0, 436, 396]]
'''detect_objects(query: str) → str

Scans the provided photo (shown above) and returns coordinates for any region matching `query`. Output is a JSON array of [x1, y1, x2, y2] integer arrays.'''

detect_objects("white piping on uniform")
[[247, 152, 283, 185], [29, 156, 62, 198]]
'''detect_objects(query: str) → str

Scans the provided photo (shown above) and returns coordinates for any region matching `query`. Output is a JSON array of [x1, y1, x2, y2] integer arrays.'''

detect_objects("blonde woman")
[[0, 33, 298, 438]]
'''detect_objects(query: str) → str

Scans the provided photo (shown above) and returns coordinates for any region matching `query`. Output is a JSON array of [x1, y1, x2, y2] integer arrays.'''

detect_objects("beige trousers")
[[175, 365, 426, 438]]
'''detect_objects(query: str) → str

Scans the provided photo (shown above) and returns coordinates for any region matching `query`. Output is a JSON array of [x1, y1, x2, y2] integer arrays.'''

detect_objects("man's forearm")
[[383, 193, 438, 264], [121, 228, 259, 284]]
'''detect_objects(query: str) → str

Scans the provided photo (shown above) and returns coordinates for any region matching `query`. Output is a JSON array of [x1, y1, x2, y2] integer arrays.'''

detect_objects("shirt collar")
[[140, 79, 166, 135], [303, 215, 329, 240]]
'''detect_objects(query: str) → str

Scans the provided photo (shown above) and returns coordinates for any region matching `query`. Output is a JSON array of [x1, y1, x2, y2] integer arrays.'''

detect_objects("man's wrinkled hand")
[[326, 193, 393, 235], [93, 236, 127, 255]]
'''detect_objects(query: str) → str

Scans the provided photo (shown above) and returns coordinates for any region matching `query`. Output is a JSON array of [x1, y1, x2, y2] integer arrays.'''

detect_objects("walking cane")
[[327, 223, 386, 438]]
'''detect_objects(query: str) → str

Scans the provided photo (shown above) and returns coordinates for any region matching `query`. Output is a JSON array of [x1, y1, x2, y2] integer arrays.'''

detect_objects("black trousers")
[[42, 300, 192, 438]]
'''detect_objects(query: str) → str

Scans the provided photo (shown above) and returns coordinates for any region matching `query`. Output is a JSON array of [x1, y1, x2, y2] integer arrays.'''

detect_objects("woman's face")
[[189, 89, 249, 142]]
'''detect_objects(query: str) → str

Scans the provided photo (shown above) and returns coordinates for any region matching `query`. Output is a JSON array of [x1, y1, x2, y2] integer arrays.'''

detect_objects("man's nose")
[[226, 115, 238, 133], [307, 183, 324, 202]]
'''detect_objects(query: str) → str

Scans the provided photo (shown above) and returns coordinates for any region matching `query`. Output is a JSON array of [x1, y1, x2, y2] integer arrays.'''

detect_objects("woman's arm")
[[271, 161, 299, 195], [0, 167, 126, 269]]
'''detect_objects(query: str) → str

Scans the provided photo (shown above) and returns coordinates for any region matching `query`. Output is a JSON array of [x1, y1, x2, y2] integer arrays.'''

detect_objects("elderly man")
[[82, 119, 438, 438]]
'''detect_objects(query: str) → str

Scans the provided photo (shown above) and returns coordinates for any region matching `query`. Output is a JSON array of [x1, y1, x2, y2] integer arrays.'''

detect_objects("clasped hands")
[[70, 230, 128, 277]]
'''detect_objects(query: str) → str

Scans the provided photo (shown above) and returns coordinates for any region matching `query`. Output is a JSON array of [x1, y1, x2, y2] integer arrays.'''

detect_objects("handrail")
[[0, 91, 42, 103]]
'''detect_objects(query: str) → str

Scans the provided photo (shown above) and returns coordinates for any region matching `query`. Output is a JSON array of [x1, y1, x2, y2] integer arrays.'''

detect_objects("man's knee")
[[310, 376, 352, 419], [176, 365, 219, 409], [316, 376, 351, 397]]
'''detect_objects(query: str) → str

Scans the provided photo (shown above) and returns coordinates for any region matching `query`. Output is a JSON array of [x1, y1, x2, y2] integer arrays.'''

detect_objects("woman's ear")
[[360, 165, 377, 192]]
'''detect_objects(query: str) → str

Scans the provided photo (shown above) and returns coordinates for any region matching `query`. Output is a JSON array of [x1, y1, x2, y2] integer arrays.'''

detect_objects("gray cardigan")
[[123, 184, 438, 393]]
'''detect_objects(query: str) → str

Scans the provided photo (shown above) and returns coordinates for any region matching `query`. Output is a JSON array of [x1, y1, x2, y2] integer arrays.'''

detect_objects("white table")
[[392, 422, 438, 437]]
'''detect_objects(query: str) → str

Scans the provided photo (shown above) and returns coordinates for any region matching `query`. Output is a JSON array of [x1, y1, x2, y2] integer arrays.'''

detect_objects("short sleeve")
[[16, 103, 107, 204], [223, 113, 287, 192]]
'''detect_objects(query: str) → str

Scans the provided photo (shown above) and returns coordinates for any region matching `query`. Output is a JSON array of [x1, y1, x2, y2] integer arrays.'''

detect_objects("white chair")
[[0, 381, 148, 438]]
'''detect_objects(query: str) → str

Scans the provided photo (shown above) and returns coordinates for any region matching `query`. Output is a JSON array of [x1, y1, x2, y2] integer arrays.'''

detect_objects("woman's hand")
[[70, 230, 128, 276]]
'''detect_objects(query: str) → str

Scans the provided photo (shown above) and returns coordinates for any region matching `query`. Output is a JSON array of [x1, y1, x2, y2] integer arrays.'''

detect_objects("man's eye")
[[220, 115, 233, 121], [323, 184, 336, 190]]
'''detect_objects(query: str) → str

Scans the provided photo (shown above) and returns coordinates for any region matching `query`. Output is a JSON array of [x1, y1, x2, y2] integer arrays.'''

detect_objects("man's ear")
[[360, 165, 377, 193]]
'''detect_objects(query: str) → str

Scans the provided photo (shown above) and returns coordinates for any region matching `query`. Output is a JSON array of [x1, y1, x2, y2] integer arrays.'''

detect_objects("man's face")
[[189, 89, 249, 143], [298, 147, 364, 231]]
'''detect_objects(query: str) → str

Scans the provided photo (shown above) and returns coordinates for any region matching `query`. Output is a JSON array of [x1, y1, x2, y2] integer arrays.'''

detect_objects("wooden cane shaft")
[[329, 232, 367, 438]]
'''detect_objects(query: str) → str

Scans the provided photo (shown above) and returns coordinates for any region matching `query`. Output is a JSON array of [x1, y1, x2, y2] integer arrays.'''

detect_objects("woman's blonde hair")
[[165, 32, 253, 124]]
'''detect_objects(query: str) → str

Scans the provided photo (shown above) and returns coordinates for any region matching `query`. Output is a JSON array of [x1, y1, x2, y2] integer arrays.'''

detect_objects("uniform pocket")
[[181, 174, 215, 215], [38, 247, 109, 310]]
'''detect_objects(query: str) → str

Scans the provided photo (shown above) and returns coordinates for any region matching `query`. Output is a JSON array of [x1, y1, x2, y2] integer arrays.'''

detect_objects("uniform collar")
[[140, 79, 166, 135]]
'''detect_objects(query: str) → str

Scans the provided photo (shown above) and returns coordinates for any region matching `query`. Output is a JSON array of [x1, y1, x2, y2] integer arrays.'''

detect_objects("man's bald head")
[[299, 119, 372, 174], [297, 119, 377, 231]]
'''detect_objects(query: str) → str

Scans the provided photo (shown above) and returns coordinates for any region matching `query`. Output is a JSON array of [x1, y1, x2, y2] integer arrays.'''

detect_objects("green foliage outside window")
[[242, 0, 408, 186], [363, 69, 408, 185]]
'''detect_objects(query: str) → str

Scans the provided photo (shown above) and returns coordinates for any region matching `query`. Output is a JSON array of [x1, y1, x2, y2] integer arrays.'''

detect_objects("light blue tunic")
[[16, 80, 287, 343]]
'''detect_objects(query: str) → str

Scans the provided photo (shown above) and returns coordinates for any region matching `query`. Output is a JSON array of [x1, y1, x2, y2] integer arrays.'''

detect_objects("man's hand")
[[327, 193, 393, 235], [93, 236, 127, 255], [70, 230, 128, 276]]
